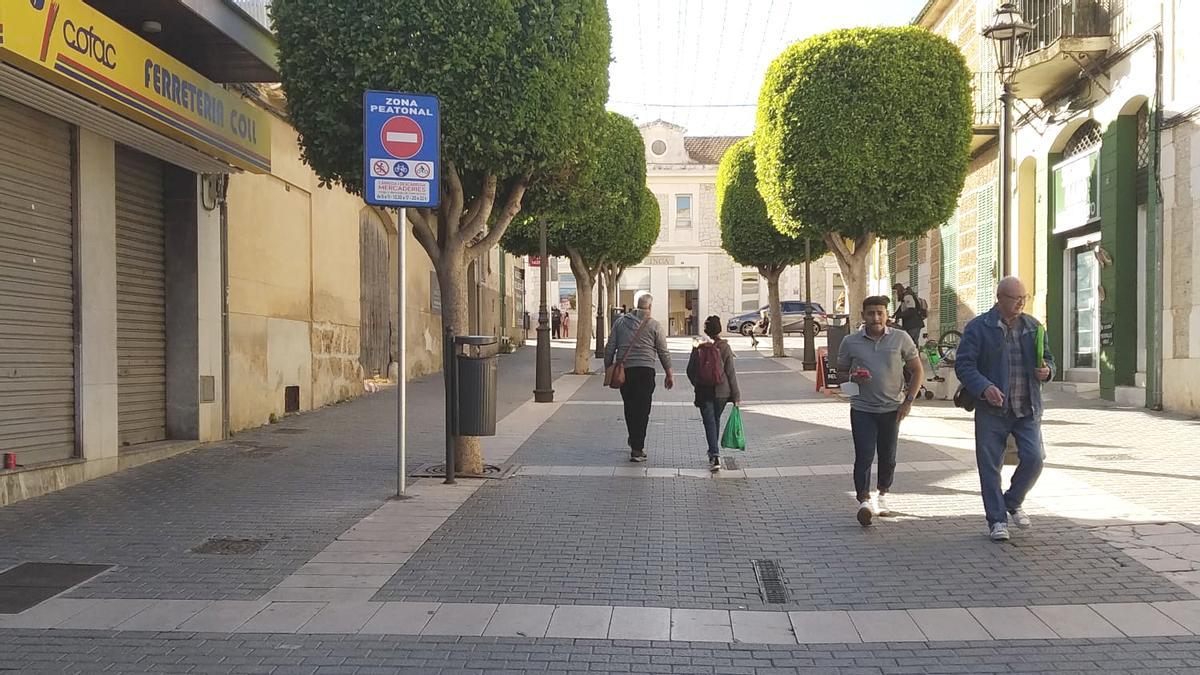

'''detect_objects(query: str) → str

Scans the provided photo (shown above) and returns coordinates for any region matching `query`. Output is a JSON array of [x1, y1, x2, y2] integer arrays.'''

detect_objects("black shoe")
[[630, 451, 647, 463], [709, 456, 721, 472]]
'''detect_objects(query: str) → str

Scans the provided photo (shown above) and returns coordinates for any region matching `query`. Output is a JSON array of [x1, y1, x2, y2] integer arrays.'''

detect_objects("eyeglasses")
[[999, 293, 1031, 304]]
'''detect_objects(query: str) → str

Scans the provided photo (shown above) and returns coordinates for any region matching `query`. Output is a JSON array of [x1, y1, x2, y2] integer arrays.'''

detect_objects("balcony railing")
[[973, 72, 1001, 127], [1017, 0, 1114, 57], [227, 0, 272, 31]]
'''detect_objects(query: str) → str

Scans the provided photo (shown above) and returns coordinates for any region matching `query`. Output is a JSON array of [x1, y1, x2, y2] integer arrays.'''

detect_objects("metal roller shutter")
[[115, 146, 168, 446], [0, 96, 76, 465]]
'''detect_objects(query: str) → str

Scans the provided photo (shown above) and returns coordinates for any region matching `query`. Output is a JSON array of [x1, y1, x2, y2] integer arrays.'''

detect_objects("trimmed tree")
[[273, 0, 610, 473], [718, 138, 826, 357], [604, 187, 660, 320], [503, 112, 647, 374], [755, 26, 971, 316]]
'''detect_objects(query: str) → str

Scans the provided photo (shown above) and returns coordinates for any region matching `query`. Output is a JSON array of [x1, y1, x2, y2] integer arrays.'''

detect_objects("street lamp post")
[[802, 239, 816, 371], [534, 221, 554, 402], [983, 2, 1032, 279]]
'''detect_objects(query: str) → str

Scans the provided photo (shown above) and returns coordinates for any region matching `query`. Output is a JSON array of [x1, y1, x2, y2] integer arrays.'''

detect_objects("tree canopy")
[[755, 26, 971, 241]]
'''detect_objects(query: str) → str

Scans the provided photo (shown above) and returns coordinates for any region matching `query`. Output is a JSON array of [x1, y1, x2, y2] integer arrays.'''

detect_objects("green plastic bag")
[[720, 405, 746, 451]]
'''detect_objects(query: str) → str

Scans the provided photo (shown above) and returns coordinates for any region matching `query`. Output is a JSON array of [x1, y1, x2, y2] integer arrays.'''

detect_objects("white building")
[[626, 121, 843, 336]]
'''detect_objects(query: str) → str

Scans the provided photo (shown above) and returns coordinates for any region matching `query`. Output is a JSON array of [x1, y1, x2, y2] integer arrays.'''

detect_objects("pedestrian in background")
[[837, 296, 923, 526], [687, 315, 741, 471], [551, 307, 562, 339], [562, 311, 570, 338], [956, 276, 1054, 542], [892, 282, 924, 347], [605, 292, 674, 462]]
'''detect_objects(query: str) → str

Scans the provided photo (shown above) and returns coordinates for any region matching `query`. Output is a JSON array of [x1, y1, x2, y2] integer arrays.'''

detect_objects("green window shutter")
[[940, 217, 958, 331], [908, 240, 918, 291], [886, 240, 897, 286], [976, 186, 997, 314]]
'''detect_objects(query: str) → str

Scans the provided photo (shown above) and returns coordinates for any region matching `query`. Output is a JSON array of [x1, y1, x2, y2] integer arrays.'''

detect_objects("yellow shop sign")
[[0, 0, 270, 172]]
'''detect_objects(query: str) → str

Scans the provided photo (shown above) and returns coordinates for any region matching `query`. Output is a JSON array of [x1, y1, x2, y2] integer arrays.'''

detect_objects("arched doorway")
[[359, 208, 390, 378]]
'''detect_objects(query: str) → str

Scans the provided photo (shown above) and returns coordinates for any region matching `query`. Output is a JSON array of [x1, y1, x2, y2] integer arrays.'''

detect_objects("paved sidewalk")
[[6, 337, 1200, 673]]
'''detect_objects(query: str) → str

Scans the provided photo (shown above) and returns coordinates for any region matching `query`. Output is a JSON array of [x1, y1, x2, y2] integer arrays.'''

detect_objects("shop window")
[[741, 271, 760, 311]]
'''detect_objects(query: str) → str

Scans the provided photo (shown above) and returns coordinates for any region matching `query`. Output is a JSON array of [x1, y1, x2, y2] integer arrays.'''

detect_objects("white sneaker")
[[856, 501, 874, 527], [989, 522, 1011, 541], [875, 494, 891, 517], [1010, 508, 1032, 528]]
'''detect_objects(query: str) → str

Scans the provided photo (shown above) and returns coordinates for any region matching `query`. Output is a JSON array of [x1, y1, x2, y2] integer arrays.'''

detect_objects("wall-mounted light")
[[141, 20, 163, 34]]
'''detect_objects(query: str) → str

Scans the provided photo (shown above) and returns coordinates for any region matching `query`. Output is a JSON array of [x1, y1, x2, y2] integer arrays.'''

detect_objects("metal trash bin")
[[825, 314, 851, 362], [454, 335, 497, 437]]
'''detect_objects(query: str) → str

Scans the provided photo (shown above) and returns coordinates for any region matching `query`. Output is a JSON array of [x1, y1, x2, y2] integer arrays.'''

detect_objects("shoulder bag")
[[605, 317, 650, 389]]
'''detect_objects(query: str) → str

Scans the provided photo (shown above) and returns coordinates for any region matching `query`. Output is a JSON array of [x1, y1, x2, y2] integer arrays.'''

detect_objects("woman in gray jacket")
[[687, 316, 741, 471]]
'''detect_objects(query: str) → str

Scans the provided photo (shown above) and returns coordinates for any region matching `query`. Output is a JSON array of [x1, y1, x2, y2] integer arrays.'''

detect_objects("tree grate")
[[751, 559, 790, 604]]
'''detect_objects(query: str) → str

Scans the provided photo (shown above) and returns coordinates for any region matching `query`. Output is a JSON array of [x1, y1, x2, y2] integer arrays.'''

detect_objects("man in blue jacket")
[[955, 277, 1055, 542]]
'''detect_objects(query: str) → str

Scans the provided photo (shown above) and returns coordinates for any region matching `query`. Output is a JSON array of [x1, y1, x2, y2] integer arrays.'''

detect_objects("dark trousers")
[[698, 399, 728, 458], [552, 324, 561, 338], [851, 408, 899, 501], [620, 367, 656, 453]]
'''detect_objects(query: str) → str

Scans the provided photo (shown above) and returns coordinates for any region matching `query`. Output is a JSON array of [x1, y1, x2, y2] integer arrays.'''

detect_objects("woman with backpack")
[[687, 315, 742, 471]]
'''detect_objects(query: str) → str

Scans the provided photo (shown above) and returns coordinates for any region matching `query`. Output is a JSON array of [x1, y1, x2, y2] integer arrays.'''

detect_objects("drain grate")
[[723, 457, 740, 470], [751, 559, 790, 604], [191, 538, 266, 555], [409, 463, 515, 480]]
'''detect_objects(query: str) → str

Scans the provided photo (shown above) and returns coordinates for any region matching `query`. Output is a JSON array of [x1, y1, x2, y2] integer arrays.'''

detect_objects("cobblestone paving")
[[3, 629, 1200, 673], [0, 345, 573, 601]]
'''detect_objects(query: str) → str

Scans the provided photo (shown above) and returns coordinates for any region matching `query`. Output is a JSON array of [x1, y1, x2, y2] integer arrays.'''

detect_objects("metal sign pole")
[[397, 207, 407, 497]]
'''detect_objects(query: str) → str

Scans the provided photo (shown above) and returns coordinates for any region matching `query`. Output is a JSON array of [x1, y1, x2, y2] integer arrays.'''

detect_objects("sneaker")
[[875, 494, 891, 517], [709, 456, 721, 472], [1010, 508, 1032, 528], [630, 451, 647, 463], [856, 501, 874, 527], [989, 522, 1011, 541]]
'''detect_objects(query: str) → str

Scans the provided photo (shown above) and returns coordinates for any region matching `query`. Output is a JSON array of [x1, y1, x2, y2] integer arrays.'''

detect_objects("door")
[[1069, 244, 1100, 370], [115, 146, 168, 446], [0, 97, 76, 465], [359, 210, 389, 378]]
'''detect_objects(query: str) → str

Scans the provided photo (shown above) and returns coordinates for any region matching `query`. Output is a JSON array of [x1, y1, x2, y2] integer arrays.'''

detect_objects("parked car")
[[727, 301, 827, 336]]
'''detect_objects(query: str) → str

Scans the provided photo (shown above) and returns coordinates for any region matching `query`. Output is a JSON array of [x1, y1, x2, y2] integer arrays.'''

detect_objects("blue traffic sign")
[[363, 91, 440, 207]]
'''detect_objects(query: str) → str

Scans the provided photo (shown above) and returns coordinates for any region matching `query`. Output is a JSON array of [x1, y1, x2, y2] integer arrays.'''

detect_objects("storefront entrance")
[[667, 267, 700, 336], [1066, 238, 1101, 375]]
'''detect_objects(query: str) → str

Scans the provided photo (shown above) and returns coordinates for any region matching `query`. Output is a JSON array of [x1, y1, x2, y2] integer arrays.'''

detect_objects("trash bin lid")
[[454, 335, 496, 346]]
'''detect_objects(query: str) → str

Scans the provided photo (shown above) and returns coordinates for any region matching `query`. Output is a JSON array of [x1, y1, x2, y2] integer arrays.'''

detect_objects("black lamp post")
[[802, 239, 816, 371], [983, 2, 1032, 279], [534, 222, 554, 403]]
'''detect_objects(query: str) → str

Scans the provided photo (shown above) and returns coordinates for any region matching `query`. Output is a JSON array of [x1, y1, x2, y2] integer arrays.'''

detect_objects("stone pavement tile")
[[671, 608, 733, 642], [421, 603, 497, 636], [907, 608, 990, 641], [1091, 602, 1192, 637], [323, 540, 425, 553], [742, 468, 783, 478], [56, 599, 153, 629], [482, 603, 553, 638], [608, 606, 671, 640], [850, 610, 925, 642], [712, 469, 747, 479], [789, 610, 861, 643], [359, 602, 440, 635], [309, 551, 414, 564], [0, 598, 97, 628], [677, 469, 712, 478], [644, 468, 680, 478], [576, 466, 617, 477], [261, 588, 376, 603], [776, 466, 813, 477], [296, 563, 402, 576], [297, 602, 381, 634], [115, 599, 212, 631], [809, 464, 852, 475], [276, 575, 393, 589], [613, 467, 647, 478], [545, 605, 613, 638], [236, 601, 325, 633], [1029, 604, 1123, 638], [730, 610, 796, 644], [969, 607, 1057, 639], [177, 600, 269, 632], [1153, 601, 1200, 634]]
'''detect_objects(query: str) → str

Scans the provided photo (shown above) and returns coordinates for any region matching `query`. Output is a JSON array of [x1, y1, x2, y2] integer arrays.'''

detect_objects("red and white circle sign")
[[379, 116, 423, 159]]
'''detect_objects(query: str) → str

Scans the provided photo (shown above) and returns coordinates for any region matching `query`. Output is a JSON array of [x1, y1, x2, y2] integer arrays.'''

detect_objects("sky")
[[606, 0, 929, 137]]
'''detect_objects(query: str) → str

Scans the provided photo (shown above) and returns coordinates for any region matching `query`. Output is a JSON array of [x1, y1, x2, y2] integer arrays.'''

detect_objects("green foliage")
[[755, 26, 971, 241], [503, 112, 647, 267], [619, 187, 660, 267], [717, 138, 823, 269], [272, 0, 611, 195]]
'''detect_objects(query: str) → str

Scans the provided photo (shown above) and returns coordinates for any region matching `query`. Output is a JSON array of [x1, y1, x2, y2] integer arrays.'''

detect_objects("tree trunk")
[[608, 267, 620, 317], [826, 233, 875, 327], [764, 267, 786, 358], [566, 250, 595, 375], [436, 244, 486, 475]]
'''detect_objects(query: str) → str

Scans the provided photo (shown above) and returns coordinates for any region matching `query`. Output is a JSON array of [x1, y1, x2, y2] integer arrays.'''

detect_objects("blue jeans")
[[850, 408, 899, 502], [698, 399, 728, 459], [975, 412, 1045, 525]]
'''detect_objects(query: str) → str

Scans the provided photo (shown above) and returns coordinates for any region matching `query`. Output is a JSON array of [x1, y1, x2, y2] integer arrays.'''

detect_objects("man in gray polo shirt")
[[837, 295, 923, 526]]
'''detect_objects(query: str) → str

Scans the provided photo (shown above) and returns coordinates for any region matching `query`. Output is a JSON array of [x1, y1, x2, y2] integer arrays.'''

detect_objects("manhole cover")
[[751, 559, 790, 604], [409, 463, 514, 480], [191, 538, 266, 555], [1088, 454, 1136, 462]]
